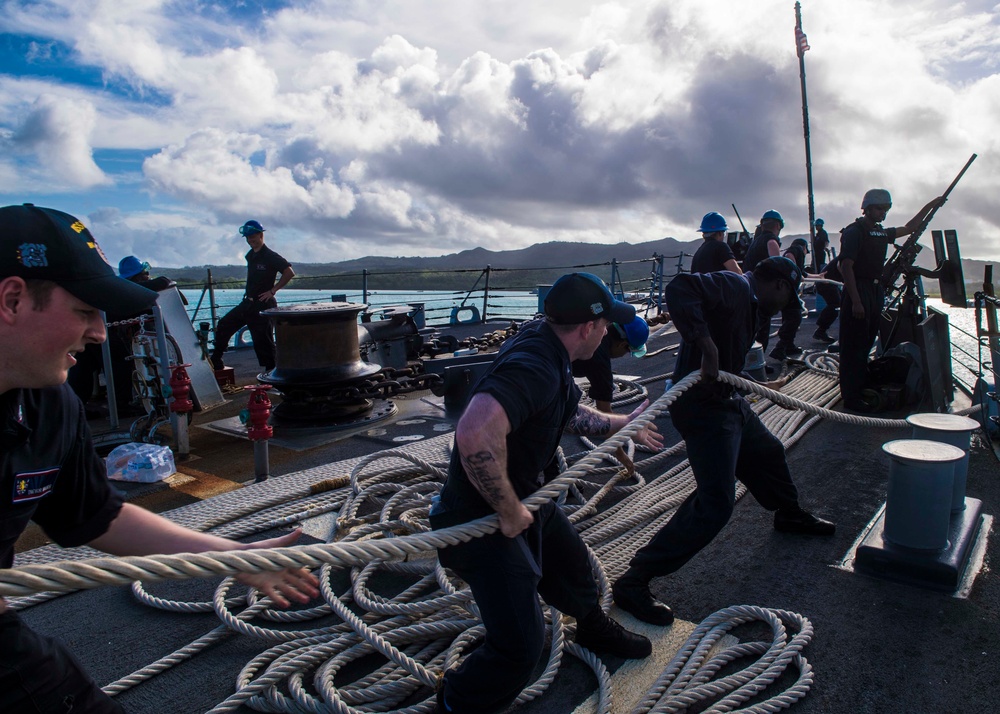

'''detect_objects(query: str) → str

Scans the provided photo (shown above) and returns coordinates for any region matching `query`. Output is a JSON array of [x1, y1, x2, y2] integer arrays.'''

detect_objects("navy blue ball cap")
[[1, 204, 158, 314], [544, 272, 636, 326], [239, 219, 265, 236], [754, 256, 801, 292]]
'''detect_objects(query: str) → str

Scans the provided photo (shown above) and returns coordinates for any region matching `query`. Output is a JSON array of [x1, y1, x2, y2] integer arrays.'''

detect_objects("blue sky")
[[1, 0, 997, 268]]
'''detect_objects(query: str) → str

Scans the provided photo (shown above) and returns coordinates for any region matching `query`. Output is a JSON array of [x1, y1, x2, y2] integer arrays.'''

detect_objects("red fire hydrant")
[[244, 384, 273, 482], [169, 363, 194, 414], [169, 363, 193, 457]]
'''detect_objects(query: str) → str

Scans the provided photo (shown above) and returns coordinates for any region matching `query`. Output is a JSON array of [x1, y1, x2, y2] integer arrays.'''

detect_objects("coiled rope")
[[3, 365, 922, 712]]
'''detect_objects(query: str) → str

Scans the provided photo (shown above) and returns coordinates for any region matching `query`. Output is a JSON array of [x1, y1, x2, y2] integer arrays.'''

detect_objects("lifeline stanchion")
[[244, 384, 274, 483]]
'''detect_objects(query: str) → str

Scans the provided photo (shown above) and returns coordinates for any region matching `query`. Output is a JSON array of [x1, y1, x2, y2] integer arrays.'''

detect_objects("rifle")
[[730, 203, 752, 262], [881, 153, 977, 312], [732, 203, 749, 235]]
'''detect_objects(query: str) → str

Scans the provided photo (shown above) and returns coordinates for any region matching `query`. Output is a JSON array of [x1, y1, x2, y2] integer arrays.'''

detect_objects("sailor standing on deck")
[[611, 257, 836, 626], [812, 218, 830, 271], [691, 212, 743, 275], [0, 204, 319, 714], [743, 210, 805, 361], [430, 273, 662, 714], [210, 220, 295, 374], [838, 190, 945, 412]]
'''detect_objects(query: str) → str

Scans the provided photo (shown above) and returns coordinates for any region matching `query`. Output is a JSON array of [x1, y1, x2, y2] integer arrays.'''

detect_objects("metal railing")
[[173, 253, 691, 343]]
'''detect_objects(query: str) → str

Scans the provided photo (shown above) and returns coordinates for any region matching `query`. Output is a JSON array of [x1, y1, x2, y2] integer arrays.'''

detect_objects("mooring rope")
[[3, 364, 929, 713]]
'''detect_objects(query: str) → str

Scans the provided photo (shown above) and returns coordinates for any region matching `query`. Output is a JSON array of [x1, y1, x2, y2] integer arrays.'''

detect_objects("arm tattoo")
[[462, 450, 506, 508], [566, 408, 611, 436]]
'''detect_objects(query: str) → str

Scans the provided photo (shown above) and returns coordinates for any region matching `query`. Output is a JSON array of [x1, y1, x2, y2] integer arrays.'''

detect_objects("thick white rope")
[[3, 364, 932, 713]]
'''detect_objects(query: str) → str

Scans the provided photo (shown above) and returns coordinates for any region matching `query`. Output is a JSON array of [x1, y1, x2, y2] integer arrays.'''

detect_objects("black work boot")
[[813, 328, 836, 343], [210, 353, 225, 371], [612, 572, 674, 626], [575, 608, 652, 659], [774, 506, 836, 536]]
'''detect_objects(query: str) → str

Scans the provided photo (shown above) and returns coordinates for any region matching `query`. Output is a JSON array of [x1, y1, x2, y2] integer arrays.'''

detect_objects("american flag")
[[796, 27, 811, 56]]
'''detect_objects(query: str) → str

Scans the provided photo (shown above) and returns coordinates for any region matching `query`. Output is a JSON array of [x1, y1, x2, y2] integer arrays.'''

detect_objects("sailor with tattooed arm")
[[429, 273, 662, 714]]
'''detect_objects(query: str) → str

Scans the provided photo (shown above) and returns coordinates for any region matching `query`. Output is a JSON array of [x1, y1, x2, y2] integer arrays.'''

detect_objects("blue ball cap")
[[544, 272, 636, 326], [239, 219, 265, 236]]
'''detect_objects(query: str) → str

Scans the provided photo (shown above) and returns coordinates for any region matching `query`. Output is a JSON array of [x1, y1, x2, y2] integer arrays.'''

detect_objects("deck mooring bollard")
[[882, 439, 965, 551], [906, 413, 980, 513], [244, 384, 274, 483]]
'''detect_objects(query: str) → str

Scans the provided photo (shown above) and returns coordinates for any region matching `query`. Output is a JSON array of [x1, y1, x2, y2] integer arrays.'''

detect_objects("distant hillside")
[[160, 236, 695, 292], [160, 233, 997, 299]]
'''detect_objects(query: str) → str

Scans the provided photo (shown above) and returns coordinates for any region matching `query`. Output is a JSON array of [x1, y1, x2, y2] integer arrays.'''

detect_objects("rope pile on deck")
[[3, 366, 916, 713]]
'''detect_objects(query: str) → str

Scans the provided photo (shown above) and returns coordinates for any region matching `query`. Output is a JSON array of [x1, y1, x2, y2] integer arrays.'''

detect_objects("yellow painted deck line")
[[573, 607, 737, 714], [170, 466, 246, 500]]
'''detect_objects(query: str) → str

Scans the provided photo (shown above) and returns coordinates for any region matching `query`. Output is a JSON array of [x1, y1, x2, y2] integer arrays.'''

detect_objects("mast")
[[794, 2, 816, 244]]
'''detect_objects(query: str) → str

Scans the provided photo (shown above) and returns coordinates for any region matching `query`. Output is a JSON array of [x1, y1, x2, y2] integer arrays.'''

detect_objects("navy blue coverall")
[[430, 320, 601, 714], [627, 272, 801, 579]]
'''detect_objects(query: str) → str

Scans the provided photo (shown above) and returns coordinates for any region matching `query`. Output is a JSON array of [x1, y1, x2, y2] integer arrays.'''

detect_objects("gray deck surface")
[[13, 305, 1000, 714]]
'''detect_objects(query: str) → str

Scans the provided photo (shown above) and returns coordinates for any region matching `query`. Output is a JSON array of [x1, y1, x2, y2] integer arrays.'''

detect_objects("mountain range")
[[159, 234, 997, 299]]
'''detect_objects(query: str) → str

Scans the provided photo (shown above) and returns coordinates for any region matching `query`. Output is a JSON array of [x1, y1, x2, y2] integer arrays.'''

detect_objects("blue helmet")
[[118, 255, 150, 279], [239, 219, 265, 236], [761, 209, 784, 228], [815, 218, 824, 226], [613, 316, 649, 358], [698, 211, 728, 233]]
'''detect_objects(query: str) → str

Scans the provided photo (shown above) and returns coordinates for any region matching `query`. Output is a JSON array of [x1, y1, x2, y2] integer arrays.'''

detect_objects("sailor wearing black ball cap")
[[429, 272, 663, 714]]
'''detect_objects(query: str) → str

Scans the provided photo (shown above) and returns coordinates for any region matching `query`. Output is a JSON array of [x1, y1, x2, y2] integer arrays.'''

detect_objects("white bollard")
[[882, 439, 965, 551], [906, 413, 980, 513]]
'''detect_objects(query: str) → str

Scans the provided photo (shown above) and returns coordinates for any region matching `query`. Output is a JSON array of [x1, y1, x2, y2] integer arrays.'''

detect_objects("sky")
[[1, 0, 998, 269]]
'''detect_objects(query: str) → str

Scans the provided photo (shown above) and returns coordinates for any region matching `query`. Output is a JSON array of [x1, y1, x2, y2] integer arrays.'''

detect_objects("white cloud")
[[0, 0, 997, 262], [9, 93, 110, 188]]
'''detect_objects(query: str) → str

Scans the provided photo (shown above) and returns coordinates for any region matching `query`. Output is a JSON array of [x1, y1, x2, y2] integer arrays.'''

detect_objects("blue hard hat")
[[815, 218, 824, 226], [761, 209, 785, 228], [698, 211, 728, 233], [239, 219, 265, 236], [613, 316, 649, 358], [118, 255, 150, 279]]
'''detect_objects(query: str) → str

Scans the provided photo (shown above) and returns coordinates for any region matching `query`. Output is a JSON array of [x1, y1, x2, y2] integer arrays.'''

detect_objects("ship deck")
[[10, 304, 1000, 714]]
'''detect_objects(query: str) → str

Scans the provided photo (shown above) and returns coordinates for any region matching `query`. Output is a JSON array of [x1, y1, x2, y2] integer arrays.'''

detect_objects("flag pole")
[[794, 1, 816, 247]]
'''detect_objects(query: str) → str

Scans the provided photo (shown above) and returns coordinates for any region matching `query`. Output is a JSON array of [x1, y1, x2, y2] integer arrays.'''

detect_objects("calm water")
[[182, 288, 542, 326], [177, 287, 994, 389]]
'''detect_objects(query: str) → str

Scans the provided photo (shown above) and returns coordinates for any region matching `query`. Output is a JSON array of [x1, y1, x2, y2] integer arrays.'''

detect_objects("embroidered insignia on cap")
[[70, 220, 86, 234], [17, 243, 48, 268], [591, 302, 604, 314]]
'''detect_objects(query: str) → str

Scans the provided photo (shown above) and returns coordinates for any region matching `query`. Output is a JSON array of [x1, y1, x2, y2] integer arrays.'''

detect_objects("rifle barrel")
[[908, 153, 976, 239], [732, 203, 749, 234]]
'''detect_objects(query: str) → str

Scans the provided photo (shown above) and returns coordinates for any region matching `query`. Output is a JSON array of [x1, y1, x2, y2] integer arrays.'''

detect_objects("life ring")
[[449, 304, 481, 325]]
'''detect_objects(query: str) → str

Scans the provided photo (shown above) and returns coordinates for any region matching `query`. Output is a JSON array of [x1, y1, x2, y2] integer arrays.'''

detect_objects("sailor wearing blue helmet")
[[691, 211, 742, 274]]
